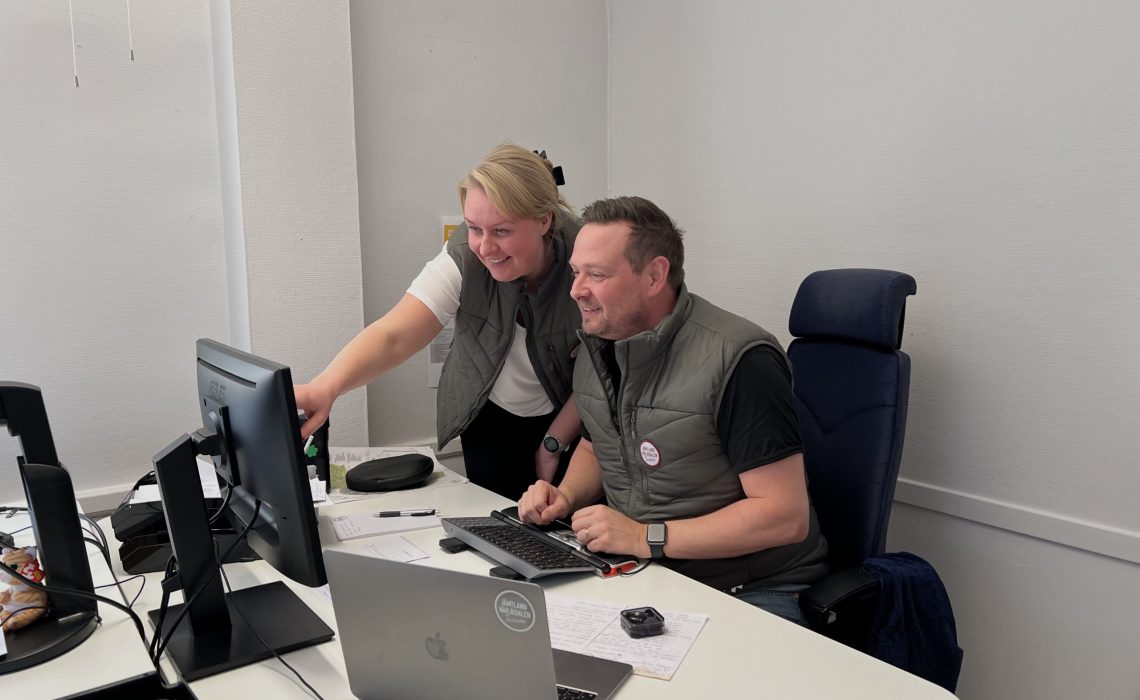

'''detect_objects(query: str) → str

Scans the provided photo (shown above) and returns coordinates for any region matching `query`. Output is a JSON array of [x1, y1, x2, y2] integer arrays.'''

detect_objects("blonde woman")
[[296, 145, 582, 499]]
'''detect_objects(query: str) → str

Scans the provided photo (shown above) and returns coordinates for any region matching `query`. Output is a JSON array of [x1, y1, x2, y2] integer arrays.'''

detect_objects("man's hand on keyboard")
[[570, 504, 649, 557], [518, 480, 571, 525]]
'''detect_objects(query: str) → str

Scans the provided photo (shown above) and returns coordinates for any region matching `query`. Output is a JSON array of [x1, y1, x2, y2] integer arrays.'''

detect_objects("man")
[[518, 196, 828, 623]]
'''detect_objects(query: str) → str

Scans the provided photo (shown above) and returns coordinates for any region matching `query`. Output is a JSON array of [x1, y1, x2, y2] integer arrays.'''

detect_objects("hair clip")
[[533, 149, 565, 186]]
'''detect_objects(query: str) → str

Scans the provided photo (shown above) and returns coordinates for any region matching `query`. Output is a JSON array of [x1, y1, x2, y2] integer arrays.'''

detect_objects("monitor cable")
[[218, 563, 327, 700], [149, 499, 260, 665]]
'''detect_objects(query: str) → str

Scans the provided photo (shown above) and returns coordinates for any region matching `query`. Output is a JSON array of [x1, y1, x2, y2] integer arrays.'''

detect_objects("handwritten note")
[[330, 511, 441, 541], [545, 594, 709, 680]]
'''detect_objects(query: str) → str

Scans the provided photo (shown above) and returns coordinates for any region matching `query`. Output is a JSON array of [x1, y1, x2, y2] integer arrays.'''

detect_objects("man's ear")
[[645, 256, 671, 295]]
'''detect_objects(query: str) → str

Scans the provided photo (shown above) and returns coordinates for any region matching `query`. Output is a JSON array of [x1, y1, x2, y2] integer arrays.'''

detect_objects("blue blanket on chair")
[[863, 552, 963, 693]]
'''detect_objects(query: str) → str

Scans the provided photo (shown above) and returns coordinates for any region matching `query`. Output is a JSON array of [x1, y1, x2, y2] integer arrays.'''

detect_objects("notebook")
[[324, 549, 632, 700]]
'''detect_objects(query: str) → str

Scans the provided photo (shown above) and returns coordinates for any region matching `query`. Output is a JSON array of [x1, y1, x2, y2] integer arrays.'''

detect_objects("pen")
[[373, 509, 436, 518]]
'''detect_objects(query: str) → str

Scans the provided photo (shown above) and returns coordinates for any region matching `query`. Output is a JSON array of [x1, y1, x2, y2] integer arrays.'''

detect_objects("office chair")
[[789, 269, 917, 647]]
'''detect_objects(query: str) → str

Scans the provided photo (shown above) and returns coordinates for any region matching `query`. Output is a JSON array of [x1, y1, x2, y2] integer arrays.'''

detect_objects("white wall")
[[1, 1, 367, 510], [607, 1, 1140, 698], [348, 0, 609, 447], [220, 2, 368, 447], [1, 1, 228, 503]]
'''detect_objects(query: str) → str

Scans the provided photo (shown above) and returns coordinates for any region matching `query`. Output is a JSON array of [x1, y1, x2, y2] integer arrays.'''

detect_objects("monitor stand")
[[0, 611, 98, 674], [147, 435, 333, 682]]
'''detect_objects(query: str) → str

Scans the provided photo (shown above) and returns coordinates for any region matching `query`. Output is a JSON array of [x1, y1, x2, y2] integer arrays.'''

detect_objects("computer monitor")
[[0, 382, 98, 674], [148, 339, 333, 681]]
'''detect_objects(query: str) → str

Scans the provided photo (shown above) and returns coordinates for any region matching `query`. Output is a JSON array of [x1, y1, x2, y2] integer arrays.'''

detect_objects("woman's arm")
[[296, 294, 443, 437]]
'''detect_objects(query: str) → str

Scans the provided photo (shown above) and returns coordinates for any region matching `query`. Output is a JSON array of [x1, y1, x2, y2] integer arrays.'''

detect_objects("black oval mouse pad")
[[345, 454, 434, 492]]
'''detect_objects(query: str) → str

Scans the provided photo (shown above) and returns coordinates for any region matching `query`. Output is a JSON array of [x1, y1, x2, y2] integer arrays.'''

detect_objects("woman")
[[295, 144, 582, 500]]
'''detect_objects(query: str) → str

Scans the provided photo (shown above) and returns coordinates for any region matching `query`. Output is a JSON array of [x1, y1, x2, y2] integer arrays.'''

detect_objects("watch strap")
[[647, 522, 667, 559]]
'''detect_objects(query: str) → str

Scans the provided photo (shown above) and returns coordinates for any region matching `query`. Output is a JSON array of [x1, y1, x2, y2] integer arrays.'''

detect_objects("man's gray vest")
[[435, 216, 582, 447], [575, 286, 828, 589]]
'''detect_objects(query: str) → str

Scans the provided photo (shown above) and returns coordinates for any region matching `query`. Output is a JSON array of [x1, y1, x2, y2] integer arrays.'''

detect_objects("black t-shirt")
[[581, 344, 803, 472]]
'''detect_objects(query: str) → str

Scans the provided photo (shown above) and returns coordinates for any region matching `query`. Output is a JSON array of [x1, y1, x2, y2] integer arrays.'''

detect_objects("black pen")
[[373, 508, 436, 518]]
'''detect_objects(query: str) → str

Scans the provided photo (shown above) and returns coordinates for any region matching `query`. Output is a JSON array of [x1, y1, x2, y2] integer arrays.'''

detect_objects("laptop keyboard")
[[557, 685, 597, 700], [448, 519, 585, 570]]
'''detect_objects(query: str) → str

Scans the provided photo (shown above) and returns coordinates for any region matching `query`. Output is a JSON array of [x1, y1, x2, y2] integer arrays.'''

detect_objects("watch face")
[[647, 523, 666, 545], [542, 435, 561, 453]]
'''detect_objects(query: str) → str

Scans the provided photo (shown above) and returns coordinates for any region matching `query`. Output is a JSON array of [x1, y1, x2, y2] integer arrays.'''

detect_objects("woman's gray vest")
[[434, 216, 582, 447], [575, 286, 828, 590]]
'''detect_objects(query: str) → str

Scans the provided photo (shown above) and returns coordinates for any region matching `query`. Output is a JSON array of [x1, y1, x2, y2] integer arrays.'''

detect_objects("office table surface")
[[9, 483, 955, 699], [3, 508, 155, 698]]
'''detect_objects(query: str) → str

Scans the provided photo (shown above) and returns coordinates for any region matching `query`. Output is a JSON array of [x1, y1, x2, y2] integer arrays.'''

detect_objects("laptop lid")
[[324, 549, 631, 700]]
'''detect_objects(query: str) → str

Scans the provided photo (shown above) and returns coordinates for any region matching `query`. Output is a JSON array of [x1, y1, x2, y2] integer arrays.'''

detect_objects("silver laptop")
[[324, 549, 632, 700]]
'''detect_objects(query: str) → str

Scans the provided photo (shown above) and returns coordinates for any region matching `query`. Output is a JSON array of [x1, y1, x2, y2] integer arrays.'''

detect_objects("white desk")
[[181, 482, 954, 700], [9, 483, 956, 698], [3, 507, 156, 698]]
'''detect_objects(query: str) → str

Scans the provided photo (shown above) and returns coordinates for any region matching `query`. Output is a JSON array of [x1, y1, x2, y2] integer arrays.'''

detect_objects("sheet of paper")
[[325, 445, 468, 504], [128, 483, 161, 504], [544, 595, 625, 654], [356, 537, 430, 563], [316, 585, 333, 607], [330, 511, 441, 541], [545, 594, 709, 681], [197, 458, 222, 498], [127, 458, 221, 503], [310, 477, 327, 503]]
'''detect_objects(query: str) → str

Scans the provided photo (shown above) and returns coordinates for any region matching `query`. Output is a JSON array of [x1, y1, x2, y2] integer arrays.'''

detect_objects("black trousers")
[[459, 400, 575, 501]]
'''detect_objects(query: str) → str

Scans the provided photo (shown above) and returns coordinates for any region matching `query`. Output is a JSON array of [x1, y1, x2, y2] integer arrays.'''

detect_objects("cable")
[[0, 604, 51, 629], [95, 574, 146, 608], [218, 565, 326, 700], [150, 500, 261, 664], [78, 513, 109, 554], [0, 559, 154, 667]]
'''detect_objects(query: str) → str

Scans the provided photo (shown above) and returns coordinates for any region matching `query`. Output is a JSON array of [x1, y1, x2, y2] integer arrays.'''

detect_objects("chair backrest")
[[788, 269, 916, 570]]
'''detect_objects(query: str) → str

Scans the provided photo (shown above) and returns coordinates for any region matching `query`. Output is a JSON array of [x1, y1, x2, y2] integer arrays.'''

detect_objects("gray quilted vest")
[[575, 286, 828, 589], [435, 216, 582, 447]]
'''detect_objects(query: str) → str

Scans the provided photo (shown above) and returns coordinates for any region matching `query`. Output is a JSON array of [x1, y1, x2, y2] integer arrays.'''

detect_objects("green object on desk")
[[330, 462, 348, 490]]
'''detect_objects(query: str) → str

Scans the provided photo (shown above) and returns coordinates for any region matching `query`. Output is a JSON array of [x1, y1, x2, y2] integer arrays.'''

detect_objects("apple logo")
[[425, 632, 449, 661]]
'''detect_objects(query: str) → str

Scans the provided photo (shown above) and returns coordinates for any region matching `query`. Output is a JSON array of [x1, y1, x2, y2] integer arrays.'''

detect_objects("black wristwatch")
[[647, 522, 668, 559], [542, 433, 571, 454]]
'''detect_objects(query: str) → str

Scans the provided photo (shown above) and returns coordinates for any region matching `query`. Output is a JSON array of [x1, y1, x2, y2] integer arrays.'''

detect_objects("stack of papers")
[[545, 595, 709, 680]]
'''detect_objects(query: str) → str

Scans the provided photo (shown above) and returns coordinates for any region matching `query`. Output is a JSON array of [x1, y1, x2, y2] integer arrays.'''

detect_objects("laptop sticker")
[[494, 590, 535, 632]]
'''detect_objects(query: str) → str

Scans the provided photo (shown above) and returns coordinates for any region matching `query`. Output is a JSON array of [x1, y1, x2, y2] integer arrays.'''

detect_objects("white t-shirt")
[[407, 245, 555, 417]]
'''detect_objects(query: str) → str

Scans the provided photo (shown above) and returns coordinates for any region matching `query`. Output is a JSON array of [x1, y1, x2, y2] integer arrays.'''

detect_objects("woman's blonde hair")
[[458, 144, 572, 231]]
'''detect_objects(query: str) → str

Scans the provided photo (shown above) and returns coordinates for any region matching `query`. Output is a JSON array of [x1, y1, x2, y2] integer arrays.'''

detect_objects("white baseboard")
[[893, 478, 1140, 566]]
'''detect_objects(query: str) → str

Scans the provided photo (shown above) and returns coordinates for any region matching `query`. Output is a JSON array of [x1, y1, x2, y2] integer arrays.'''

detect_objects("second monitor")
[[148, 339, 333, 681]]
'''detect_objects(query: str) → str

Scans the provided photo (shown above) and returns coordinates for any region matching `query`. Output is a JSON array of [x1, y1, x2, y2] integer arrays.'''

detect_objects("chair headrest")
[[790, 269, 917, 349]]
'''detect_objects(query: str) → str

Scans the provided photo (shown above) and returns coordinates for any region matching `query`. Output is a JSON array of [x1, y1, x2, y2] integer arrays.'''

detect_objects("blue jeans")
[[733, 583, 810, 626]]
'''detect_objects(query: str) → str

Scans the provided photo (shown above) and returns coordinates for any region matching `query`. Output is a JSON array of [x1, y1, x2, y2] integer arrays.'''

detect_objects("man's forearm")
[[557, 441, 604, 512]]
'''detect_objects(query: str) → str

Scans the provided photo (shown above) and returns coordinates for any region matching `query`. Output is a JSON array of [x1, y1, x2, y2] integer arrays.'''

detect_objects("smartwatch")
[[542, 433, 571, 454], [647, 522, 668, 559]]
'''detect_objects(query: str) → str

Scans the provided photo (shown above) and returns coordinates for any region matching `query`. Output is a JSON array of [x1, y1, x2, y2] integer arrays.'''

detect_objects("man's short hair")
[[580, 196, 685, 291]]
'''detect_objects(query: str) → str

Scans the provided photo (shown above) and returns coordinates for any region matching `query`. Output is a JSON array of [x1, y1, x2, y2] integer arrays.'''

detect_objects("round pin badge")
[[494, 590, 536, 632], [640, 440, 661, 467]]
